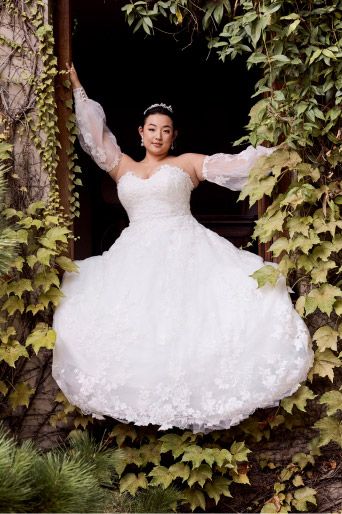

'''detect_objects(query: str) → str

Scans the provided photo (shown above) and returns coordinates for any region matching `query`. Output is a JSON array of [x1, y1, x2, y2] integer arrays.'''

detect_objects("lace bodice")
[[117, 165, 194, 223]]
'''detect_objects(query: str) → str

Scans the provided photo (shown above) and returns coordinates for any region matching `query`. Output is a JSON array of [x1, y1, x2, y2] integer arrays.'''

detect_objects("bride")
[[52, 63, 313, 433]]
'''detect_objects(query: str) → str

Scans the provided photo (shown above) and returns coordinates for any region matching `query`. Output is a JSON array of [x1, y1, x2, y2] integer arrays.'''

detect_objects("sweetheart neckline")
[[117, 164, 195, 189]]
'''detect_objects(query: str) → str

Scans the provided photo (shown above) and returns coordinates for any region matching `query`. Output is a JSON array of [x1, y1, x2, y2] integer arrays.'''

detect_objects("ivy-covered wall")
[[0, 0, 341, 511], [0, 0, 82, 448]]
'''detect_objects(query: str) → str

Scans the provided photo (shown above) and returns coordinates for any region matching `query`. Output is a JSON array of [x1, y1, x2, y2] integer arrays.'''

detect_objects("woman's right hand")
[[66, 62, 82, 90]]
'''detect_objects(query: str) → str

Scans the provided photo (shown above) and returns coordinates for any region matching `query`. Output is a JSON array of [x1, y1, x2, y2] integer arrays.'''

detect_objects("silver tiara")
[[143, 103, 173, 115]]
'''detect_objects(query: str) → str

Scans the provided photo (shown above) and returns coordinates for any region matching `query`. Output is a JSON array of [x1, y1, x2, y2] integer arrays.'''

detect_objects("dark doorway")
[[70, 0, 259, 259]]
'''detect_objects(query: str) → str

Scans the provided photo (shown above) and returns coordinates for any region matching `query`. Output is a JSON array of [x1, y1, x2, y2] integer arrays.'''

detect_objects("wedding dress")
[[52, 88, 314, 432]]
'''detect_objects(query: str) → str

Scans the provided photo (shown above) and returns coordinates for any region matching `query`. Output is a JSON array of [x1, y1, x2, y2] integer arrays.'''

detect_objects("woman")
[[52, 63, 313, 433]]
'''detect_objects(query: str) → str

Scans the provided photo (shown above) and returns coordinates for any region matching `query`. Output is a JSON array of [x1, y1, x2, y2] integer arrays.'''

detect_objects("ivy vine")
[[0, 0, 341, 512]]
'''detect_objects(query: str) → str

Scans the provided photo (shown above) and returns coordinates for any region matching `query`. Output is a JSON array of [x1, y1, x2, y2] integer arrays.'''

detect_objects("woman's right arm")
[[67, 63, 123, 178]]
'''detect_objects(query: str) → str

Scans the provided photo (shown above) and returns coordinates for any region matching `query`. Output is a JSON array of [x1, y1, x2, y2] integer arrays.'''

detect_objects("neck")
[[142, 151, 169, 164]]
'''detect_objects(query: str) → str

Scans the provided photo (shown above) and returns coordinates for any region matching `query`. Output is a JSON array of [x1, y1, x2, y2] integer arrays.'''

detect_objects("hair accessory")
[[144, 103, 173, 115]]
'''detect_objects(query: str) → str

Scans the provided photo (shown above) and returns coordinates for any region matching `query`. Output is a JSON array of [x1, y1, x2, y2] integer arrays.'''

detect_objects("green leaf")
[[0, 341, 28, 367], [292, 453, 315, 470], [26, 303, 45, 315], [12, 256, 24, 271], [16, 229, 28, 244], [182, 488, 206, 512], [34, 271, 60, 292], [110, 423, 137, 447], [281, 385, 316, 414], [25, 323, 56, 353], [159, 432, 194, 458], [120, 472, 148, 496], [313, 325, 339, 352], [115, 447, 143, 476], [181, 445, 204, 469], [319, 390, 342, 415], [297, 255, 314, 273], [312, 241, 334, 261], [271, 53, 291, 63], [261, 502, 278, 513], [296, 163, 320, 182], [26, 200, 45, 216], [39, 226, 69, 249], [286, 216, 312, 238], [2, 295, 25, 315], [287, 18, 300, 36], [148, 466, 173, 489], [309, 48, 321, 65], [37, 248, 56, 266], [314, 416, 342, 447], [290, 232, 320, 254], [309, 349, 341, 382], [26, 255, 38, 268], [292, 487, 317, 511], [6, 278, 33, 297], [55, 255, 79, 272], [280, 184, 320, 208], [169, 462, 190, 481], [39, 286, 64, 308], [269, 237, 290, 257], [204, 476, 232, 504], [9, 382, 35, 409], [231, 470, 250, 484], [140, 443, 162, 466], [240, 417, 266, 442], [201, 447, 232, 467], [305, 284, 341, 316], [253, 211, 285, 243], [230, 441, 251, 462], [250, 265, 281, 288], [187, 464, 212, 487], [311, 261, 337, 284], [333, 300, 342, 315]]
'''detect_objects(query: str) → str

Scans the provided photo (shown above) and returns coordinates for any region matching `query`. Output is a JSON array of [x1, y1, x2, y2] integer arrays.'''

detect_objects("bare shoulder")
[[176, 153, 207, 182]]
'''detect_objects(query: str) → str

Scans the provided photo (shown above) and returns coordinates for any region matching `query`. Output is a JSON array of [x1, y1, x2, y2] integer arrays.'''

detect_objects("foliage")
[[0, 0, 85, 429], [107, 423, 251, 512], [128, 485, 183, 513], [0, 424, 111, 513], [118, 0, 342, 510], [0, 144, 18, 275], [0, 0, 341, 512], [260, 452, 317, 513]]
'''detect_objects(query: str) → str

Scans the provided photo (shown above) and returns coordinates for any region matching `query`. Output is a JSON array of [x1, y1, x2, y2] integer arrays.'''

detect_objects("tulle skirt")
[[52, 213, 313, 432]]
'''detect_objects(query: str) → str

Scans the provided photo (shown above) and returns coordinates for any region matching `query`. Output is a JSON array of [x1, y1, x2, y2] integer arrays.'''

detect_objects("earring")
[[171, 141, 174, 150], [141, 136, 144, 147]]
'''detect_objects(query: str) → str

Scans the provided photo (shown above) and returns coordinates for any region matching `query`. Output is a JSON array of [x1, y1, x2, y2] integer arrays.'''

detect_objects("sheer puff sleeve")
[[202, 145, 276, 191], [73, 87, 122, 173]]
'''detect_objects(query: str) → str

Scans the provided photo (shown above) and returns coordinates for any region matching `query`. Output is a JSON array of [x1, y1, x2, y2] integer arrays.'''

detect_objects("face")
[[139, 113, 176, 155]]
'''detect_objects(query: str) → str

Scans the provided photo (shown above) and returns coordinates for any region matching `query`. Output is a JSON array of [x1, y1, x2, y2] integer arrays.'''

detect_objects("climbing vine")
[[0, 0, 341, 512], [0, 0, 85, 439], [112, 0, 342, 511]]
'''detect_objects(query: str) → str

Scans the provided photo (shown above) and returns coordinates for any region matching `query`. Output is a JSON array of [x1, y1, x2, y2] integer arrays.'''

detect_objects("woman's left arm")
[[191, 145, 277, 191]]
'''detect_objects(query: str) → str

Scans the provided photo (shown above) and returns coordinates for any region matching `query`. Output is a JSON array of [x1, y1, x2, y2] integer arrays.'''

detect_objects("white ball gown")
[[52, 89, 314, 432]]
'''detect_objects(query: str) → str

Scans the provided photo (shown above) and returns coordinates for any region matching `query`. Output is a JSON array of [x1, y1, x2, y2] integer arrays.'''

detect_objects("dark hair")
[[141, 104, 177, 129]]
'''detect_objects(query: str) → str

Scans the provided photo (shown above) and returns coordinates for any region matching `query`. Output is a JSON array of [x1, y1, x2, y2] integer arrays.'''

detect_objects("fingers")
[[65, 62, 75, 73]]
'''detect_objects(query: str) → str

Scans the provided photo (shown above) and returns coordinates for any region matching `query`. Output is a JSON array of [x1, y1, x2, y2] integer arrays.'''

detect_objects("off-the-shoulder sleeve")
[[202, 145, 276, 191], [73, 87, 122, 173]]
